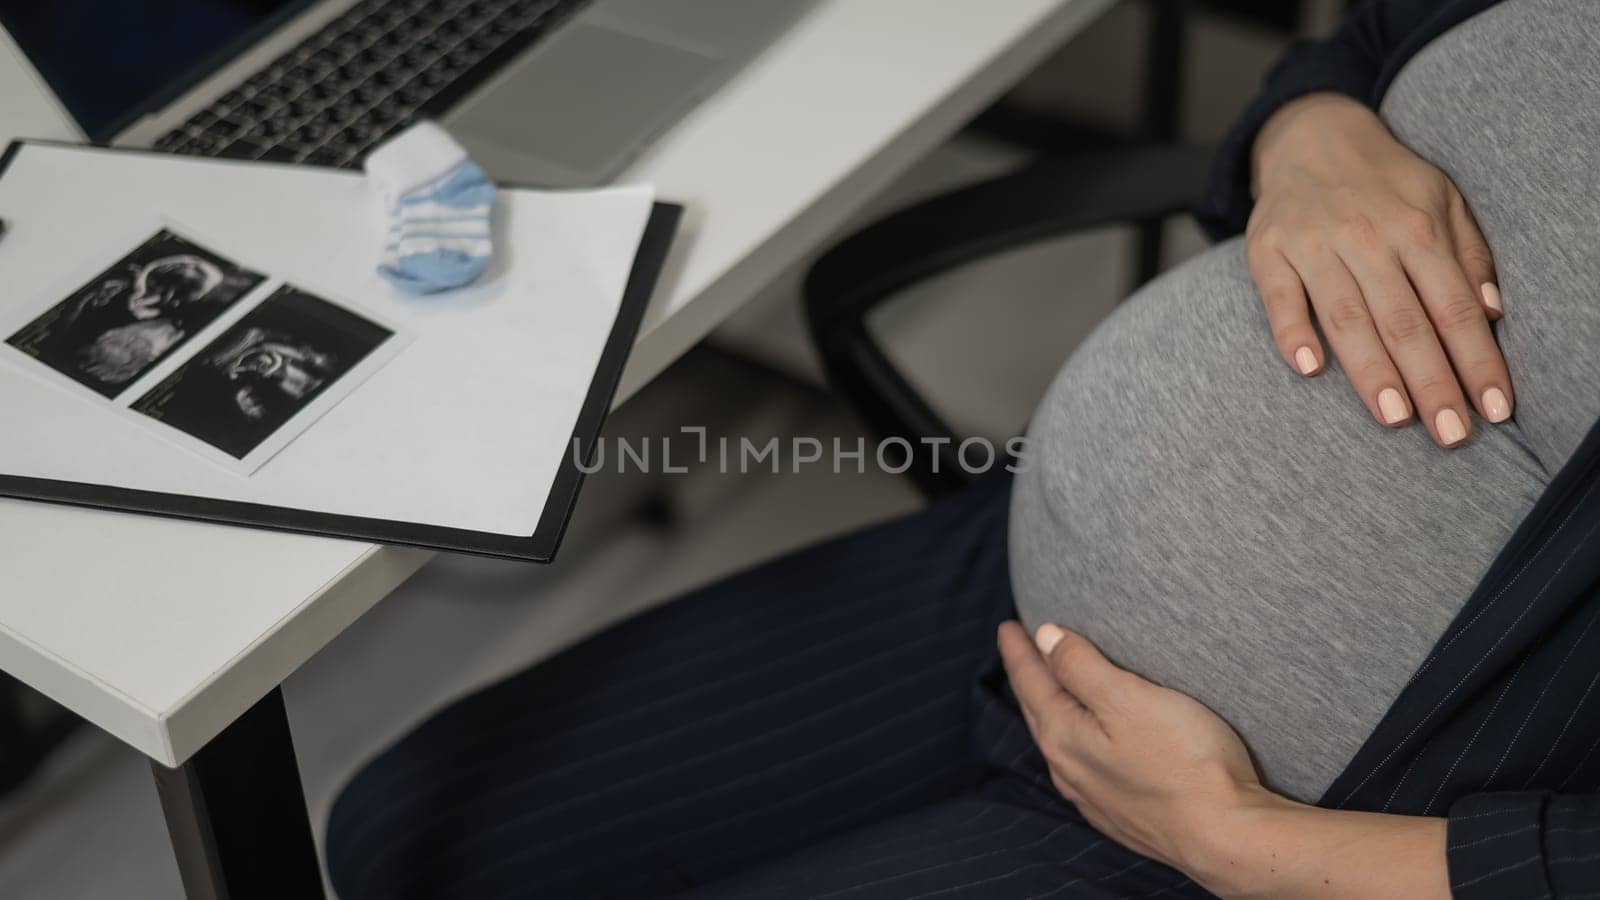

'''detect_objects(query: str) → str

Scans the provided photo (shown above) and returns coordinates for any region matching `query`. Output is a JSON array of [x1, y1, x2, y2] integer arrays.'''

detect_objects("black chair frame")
[[802, 145, 1214, 499]]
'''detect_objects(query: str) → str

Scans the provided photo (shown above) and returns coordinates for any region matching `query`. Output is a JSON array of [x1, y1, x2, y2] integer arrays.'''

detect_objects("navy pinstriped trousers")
[[326, 477, 1205, 899]]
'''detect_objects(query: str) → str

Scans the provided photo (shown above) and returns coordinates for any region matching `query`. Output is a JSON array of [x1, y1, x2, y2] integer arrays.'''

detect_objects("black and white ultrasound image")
[[5, 230, 265, 397], [131, 284, 393, 460]]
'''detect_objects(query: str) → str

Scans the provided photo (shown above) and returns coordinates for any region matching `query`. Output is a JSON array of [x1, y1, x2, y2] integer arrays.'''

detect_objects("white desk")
[[0, 0, 1114, 892]]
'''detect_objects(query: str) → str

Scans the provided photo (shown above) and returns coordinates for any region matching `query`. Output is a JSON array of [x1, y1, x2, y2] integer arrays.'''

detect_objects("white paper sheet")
[[0, 143, 656, 537]]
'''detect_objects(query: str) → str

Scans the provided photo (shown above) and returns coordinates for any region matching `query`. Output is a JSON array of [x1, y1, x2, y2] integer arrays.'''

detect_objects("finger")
[[1447, 192, 1500, 321], [1247, 243, 1323, 375], [998, 622, 1076, 724], [1293, 248, 1413, 427], [1050, 772, 1081, 805], [1338, 244, 1473, 447], [1399, 241, 1514, 424], [1038, 624, 1124, 714], [1014, 679, 1043, 741]]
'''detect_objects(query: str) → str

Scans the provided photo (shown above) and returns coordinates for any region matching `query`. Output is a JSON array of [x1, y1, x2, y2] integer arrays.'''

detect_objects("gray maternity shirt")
[[1009, 0, 1600, 803]]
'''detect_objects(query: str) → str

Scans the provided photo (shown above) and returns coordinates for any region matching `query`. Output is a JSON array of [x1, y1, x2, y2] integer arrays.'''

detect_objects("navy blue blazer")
[[1196, 1, 1600, 896]]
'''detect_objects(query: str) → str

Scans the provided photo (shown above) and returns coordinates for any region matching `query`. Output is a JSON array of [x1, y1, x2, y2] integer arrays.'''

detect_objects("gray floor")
[[0, 5, 1290, 896]]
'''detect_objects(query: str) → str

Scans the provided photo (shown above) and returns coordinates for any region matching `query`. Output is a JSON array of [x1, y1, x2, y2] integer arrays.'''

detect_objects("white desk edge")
[[0, 0, 1116, 767]]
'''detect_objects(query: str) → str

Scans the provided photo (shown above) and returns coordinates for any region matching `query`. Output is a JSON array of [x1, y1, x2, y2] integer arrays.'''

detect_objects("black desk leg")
[[151, 687, 326, 900]]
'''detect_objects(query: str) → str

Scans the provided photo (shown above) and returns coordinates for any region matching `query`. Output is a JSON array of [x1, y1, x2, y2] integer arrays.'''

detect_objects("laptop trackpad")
[[450, 23, 721, 186]]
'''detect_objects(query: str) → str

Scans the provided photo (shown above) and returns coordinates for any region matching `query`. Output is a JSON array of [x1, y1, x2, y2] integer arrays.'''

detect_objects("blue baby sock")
[[364, 122, 494, 293]]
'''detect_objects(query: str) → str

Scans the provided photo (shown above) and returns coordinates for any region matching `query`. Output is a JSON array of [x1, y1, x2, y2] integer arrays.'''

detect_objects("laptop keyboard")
[[153, 0, 589, 168]]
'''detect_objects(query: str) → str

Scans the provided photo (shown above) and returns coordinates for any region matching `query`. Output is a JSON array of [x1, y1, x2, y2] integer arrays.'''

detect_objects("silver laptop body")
[[5, 0, 808, 186]]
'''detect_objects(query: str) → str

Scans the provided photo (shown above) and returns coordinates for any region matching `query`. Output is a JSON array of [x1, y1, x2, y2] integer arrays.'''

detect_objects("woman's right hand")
[[1245, 92, 1511, 448]]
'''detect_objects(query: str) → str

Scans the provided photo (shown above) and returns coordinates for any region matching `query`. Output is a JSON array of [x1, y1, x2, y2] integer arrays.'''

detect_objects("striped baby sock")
[[364, 122, 494, 293]]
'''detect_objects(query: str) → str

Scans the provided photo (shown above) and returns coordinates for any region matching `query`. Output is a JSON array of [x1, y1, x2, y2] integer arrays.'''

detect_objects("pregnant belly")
[[1007, 241, 1546, 802]]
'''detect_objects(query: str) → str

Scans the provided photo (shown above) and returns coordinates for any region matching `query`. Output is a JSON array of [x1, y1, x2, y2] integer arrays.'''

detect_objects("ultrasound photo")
[[5, 230, 265, 398], [130, 284, 394, 460]]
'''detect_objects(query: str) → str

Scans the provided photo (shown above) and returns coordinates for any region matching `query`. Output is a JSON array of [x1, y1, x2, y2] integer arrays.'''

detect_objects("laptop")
[[0, 0, 809, 185]]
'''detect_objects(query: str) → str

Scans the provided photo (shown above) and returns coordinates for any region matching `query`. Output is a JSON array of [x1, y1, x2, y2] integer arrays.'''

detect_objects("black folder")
[[0, 140, 682, 562]]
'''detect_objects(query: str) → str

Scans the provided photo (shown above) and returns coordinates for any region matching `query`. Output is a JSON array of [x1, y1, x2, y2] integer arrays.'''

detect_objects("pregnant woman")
[[327, 1, 1600, 897]]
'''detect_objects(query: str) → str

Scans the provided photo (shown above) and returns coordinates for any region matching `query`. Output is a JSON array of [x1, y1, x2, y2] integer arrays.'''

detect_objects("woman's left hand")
[[997, 621, 1451, 899], [996, 621, 1263, 873]]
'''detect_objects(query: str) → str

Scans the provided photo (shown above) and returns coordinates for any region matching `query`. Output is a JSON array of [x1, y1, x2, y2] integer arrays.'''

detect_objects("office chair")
[[802, 143, 1214, 499], [960, 0, 1322, 289], [965, 0, 1192, 286], [803, 0, 1288, 499]]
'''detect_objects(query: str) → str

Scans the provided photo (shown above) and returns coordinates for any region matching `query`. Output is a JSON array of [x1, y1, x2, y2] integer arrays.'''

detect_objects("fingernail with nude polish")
[[1436, 408, 1468, 445], [1378, 388, 1409, 425], [1482, 282, 1503, 315], [1295, 346, 1319, 375], [1035, 624, 1065, 655], [1482, 387, 1512, 423]]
